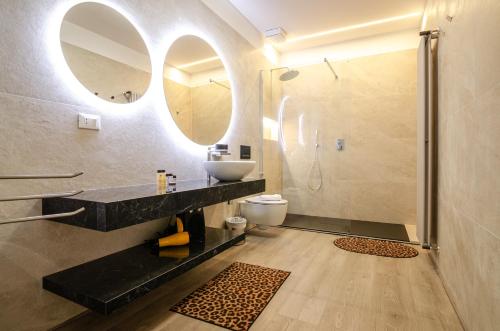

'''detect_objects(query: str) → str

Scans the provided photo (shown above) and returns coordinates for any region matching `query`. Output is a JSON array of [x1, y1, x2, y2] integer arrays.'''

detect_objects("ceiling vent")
[[264, 27, 287, 43]]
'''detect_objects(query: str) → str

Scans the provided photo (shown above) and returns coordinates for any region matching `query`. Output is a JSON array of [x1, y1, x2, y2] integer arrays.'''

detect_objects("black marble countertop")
[[64, 179, 260, 203], [43, 227, 244, 315], [42, 178, 265, 231]]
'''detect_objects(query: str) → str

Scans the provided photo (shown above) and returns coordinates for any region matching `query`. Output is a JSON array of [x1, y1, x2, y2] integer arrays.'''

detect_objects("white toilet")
[[239, 194, 288, 227]]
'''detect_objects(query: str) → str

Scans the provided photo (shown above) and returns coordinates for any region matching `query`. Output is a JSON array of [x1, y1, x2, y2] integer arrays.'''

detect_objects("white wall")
[[0, 0, 274, 329]]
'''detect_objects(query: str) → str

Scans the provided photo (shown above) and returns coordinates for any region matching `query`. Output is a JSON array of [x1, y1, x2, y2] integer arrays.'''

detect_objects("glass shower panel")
[[280, 60, 351, 219]]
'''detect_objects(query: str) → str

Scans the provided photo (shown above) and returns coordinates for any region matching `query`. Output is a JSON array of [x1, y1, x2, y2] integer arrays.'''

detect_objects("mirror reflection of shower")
[[122, 90, 141, 103], [92, 90, 141, 103], [209, 78, 231, 90]]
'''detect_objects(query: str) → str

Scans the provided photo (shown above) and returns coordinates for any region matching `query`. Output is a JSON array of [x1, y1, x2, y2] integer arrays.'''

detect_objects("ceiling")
[[229, 0, 425, 52], [64, 1, 424, 71]]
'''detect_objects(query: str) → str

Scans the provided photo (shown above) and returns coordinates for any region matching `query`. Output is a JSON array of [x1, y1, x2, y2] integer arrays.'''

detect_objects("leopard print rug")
[[170, 262, 290, 331], [334, 237, 419, 258]]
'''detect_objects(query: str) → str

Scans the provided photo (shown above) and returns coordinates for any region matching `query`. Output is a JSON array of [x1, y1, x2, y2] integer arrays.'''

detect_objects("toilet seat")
[[240, 195, 289, 226], [245, 196, 288, 205]]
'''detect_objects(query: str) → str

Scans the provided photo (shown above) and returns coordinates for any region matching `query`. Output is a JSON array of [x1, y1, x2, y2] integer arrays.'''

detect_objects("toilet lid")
[[245, 196, 288, 205]]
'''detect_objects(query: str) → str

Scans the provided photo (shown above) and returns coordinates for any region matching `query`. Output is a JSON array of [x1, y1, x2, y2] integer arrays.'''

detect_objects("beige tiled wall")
[[0, 0, 275, 329], [423, 0, 500, 330], [281, 50, 417, 224]]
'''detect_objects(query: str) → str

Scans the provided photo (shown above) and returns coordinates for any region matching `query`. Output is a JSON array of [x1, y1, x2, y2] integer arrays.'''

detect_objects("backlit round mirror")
[[163, 35, 232, 145], [60, 2, 151, 103]]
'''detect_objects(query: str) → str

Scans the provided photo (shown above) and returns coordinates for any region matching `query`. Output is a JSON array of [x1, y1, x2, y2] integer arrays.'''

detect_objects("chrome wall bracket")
[[419, 29, 440, 39]]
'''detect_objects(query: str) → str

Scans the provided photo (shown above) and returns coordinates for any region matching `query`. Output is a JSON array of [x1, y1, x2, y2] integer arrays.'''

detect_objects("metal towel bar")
[[0, 190, 84, 202], [0, 172, 85, 225], [0, 172, 84, 179], [0, 207, 86, 225]]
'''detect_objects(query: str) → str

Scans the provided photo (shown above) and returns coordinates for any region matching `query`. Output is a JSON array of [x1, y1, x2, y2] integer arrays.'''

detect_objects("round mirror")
[[60, 2, 151, 103], [163, 35, 232, 145]]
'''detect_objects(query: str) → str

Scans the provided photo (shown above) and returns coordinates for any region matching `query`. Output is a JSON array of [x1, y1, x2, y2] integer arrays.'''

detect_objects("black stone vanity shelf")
[[43, 228, 244, 315], [42, 178, 264, 314], [42, 178, 265, 231]]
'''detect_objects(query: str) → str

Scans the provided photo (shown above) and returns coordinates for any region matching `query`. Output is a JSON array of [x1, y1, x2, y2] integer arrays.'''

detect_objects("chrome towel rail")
[[0, 171, 83, 179], [0, 207, 85, 225], [0, 172, 85, 225], [0, 190, 84, 202]]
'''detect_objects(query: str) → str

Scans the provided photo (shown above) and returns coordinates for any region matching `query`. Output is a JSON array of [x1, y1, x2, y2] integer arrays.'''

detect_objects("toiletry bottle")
[[157, 170, 167, 194], [169, 175, 177, 186]]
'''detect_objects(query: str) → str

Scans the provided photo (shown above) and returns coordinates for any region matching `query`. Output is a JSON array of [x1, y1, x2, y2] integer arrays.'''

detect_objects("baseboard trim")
[[427, 250, 467, 331]]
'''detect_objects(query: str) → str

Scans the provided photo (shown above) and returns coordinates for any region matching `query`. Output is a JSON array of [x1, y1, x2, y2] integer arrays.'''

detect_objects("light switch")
[[78, 113, 101, 130]]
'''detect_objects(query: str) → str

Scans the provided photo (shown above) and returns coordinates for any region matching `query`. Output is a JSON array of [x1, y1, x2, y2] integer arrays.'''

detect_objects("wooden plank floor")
[[56, 228, 463, 331]]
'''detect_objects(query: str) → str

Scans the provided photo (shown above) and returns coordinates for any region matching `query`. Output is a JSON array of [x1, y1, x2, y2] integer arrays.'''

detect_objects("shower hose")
[[307, 130, 323, 191]]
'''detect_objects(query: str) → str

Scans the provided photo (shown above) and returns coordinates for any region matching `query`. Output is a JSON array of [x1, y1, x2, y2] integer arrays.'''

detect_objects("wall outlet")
[[78, 113, 101, 130]]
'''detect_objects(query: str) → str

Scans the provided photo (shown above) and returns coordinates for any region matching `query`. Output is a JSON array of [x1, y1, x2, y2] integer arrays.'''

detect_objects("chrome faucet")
[[207, 145, 231, 183]]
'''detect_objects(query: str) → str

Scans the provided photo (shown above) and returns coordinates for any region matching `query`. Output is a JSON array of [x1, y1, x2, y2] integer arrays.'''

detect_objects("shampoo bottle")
[[156, 170, 167, 194]]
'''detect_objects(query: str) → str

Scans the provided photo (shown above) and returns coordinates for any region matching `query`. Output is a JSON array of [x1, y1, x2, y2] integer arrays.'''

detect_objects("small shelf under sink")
[[43, 228, 244, 315]]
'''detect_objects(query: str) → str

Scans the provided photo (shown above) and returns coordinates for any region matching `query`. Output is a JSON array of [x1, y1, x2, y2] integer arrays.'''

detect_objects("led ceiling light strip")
[[177, 55, 220, 69], [284, 12, 422, 44]]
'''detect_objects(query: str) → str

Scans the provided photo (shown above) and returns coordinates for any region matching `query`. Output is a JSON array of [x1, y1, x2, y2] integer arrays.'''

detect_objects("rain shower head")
[[269, 67, 300, 81], [279, 69, 300, 81]]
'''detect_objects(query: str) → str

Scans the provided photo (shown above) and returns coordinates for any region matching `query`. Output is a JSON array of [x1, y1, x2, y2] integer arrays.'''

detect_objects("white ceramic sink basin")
[[203, 161, 256, 181]]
